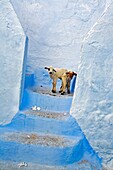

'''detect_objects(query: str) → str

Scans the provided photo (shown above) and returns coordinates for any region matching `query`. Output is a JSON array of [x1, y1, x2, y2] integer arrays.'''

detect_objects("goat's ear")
[[44, 67, 49, 70], [53, 69, 56, 72]]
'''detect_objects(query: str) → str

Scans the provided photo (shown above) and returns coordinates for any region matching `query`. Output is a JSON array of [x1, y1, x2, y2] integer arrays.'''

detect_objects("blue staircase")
[[0, 71, 102, 169]]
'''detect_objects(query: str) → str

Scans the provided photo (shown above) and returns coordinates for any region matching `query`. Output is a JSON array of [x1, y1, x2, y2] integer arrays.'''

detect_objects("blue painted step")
[[0, 157, 99, 170], [4, 110, 83, 137], [0, 109, 101, 168], [20, 87, 73, 112], [0, 71, 101, 169], [0, 126, 102, 169], [0, 131, 84, 166]]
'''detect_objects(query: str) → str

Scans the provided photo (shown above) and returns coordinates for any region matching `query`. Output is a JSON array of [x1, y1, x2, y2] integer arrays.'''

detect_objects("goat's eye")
[[48, 68, 50, 71]]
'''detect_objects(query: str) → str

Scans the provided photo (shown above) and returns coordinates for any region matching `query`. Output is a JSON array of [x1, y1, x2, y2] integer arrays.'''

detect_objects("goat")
[[45, 66, 68, 93], [45, 66, 77, 95]]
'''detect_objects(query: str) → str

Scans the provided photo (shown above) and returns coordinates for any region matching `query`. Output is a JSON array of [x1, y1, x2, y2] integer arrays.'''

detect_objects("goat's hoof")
[[59, 90, 62, 93], [67, 90, 70, 94], [61, 92, 65, 95], [52, 90, 56, 93]]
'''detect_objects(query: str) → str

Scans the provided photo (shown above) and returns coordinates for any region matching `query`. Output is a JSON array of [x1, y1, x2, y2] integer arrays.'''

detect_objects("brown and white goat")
[[45, 66, 77, 95]]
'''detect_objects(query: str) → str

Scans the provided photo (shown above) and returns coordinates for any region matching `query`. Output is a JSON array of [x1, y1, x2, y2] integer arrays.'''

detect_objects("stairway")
[[0, 72, 102, 169]]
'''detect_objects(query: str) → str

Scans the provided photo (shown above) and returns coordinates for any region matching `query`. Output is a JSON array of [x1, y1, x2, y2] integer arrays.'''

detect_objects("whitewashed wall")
[[71, 2, 113, 169], [11, 0, 106, 72], [0, 0, 26, 124], [9, 0, 113, 169]]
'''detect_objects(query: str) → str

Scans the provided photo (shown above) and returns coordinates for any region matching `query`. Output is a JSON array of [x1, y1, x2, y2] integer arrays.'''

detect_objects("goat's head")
[[44, 66, 56, 75], [66, 71, 77, 80]]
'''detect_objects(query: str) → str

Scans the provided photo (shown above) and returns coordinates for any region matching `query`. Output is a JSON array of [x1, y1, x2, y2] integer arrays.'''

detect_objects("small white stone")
[[31, 106, 37, 111], [64, 113, 67, 116], [27, 135, 30, 139], [37, 107, 41, 111], [18, 162, 28, 167]]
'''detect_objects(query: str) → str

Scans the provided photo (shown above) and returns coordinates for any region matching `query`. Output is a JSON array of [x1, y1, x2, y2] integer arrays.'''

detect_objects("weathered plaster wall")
[[71, 2, 113, 169], [7, 0, 113, 169], [0, 0, 26, 124], [11, 0, 106, 73]]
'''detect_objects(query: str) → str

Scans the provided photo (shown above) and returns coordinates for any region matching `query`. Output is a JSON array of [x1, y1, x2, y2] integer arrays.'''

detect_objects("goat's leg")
[[59, 81, 63, 93], [52, 79, 57, 93], [61, 76, 66, 95], [67, 80, 71, 94]]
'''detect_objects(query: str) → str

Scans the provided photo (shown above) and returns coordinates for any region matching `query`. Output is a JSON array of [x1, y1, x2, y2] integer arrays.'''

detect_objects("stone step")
[[25, 109, 69, 120], [20, 87, 73, 112], [0, 159, 97, 170], [0, 131, 84, 166], [5, 110, 83, 137]]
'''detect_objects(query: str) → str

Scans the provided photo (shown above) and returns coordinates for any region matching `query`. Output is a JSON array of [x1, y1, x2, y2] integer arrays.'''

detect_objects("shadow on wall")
[[19, 37, 29, 108]]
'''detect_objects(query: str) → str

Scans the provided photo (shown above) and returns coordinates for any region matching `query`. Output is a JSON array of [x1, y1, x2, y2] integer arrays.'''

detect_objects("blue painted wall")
[[19, 37, 29, 107]]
